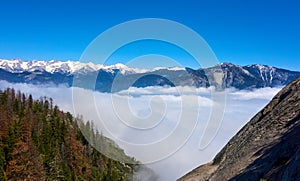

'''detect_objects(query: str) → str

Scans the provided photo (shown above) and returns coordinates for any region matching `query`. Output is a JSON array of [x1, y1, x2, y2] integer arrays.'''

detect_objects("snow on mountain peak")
[[247, 64, 275, 70], [0, 59, 185, 75]]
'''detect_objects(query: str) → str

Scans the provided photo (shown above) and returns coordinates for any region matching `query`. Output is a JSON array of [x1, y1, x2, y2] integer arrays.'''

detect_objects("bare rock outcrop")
[[179, 76, 300, 181]]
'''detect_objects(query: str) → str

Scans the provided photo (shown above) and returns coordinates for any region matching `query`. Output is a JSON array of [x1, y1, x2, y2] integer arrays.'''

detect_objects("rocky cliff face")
[[179, 76, 300, 181]]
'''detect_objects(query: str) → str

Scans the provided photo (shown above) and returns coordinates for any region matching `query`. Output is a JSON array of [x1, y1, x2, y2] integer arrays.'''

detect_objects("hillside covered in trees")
[[0, 88, 146, 180]]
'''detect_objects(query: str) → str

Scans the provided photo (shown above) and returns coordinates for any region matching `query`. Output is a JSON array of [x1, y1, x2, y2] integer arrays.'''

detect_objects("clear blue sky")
[[0, 0, 299, 70]]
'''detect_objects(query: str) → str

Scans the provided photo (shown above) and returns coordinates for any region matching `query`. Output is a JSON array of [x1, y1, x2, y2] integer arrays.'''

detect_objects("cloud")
[[0, 80, 282, 181], [228, 87, 283, 100]]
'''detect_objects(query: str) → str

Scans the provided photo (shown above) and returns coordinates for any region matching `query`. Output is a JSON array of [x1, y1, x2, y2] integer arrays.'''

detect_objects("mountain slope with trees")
[[0, 88, 151, 181]]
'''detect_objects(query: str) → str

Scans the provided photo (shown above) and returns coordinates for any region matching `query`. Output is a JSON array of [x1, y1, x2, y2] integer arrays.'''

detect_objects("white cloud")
[[0, 81, 282, 181], [228, 87, 283, 100]]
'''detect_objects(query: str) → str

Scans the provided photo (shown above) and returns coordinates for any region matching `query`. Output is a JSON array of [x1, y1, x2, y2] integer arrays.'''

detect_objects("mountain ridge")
[[0, 59, 299, 92], [0, 59, 293, 75], [0, 59, 185, 74]]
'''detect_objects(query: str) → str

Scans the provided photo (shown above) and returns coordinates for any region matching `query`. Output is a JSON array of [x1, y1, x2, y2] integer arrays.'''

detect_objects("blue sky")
[[0, 0, 299, 70]]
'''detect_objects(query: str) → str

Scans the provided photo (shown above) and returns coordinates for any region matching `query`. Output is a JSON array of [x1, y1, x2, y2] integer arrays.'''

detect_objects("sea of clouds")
[[0, 80, 282, 181]]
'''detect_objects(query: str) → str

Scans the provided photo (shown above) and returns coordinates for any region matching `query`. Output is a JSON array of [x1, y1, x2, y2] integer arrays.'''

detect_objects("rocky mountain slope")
[[0, 59, 299, 92], [178, 75, 300, 181]]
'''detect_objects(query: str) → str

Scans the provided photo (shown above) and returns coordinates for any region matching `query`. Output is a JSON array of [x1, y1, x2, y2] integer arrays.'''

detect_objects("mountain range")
[[1, 59, 299, 92], [179, 75, 300, 180]]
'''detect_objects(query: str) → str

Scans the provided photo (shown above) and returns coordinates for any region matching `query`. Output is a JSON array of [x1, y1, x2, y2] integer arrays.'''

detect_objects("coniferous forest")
[[0, 88, 142, 181]]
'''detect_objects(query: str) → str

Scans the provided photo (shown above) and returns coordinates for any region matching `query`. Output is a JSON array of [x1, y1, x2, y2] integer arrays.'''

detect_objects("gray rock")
[[178, 75, 300, 181]]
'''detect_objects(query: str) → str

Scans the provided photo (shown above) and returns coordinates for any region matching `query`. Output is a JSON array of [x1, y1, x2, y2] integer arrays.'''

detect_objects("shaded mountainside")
[[0, 88, 155, 180], [1, 59, 300, 92], [179, 76, 300, 181]]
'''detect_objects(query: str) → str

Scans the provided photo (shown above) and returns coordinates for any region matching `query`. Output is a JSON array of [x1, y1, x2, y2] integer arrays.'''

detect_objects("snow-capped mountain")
[[0, 59, 183, 75], [0, 59, 299, 92], [202, 62, 300, 89]]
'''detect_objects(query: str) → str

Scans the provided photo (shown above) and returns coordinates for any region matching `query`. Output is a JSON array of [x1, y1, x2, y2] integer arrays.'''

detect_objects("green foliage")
[[0, 146, 6, 180], [3, 125, 19, 164], [0, 88, 138, 180]]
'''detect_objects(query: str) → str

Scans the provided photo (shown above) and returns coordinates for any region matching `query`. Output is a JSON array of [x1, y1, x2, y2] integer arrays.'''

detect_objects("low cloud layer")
[[0, 81, 281, 181]]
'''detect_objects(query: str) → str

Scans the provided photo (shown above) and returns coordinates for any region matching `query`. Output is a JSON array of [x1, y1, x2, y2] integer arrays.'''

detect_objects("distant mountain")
[[178, 75, 300, 181], [0, 59, 299, 92], [0, 59, 182, 74]]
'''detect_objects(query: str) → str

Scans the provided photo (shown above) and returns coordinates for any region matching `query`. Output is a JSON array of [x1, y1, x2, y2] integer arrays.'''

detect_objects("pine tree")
[[0, 88, 140, 180]]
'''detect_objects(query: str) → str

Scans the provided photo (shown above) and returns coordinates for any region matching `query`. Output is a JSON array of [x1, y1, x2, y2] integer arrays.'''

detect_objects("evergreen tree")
[[0, 88, 142, 180]]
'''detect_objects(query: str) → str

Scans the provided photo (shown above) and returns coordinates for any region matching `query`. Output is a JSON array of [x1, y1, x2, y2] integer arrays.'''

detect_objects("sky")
[[0, 0, 300, 70]]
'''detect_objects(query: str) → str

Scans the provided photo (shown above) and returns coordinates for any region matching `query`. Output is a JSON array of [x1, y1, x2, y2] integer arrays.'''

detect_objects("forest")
[[0, 88, 141, 181]]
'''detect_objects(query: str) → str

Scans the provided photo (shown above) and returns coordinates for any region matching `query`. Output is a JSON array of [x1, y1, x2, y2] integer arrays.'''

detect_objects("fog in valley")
[[0, 80, 281, 180]]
